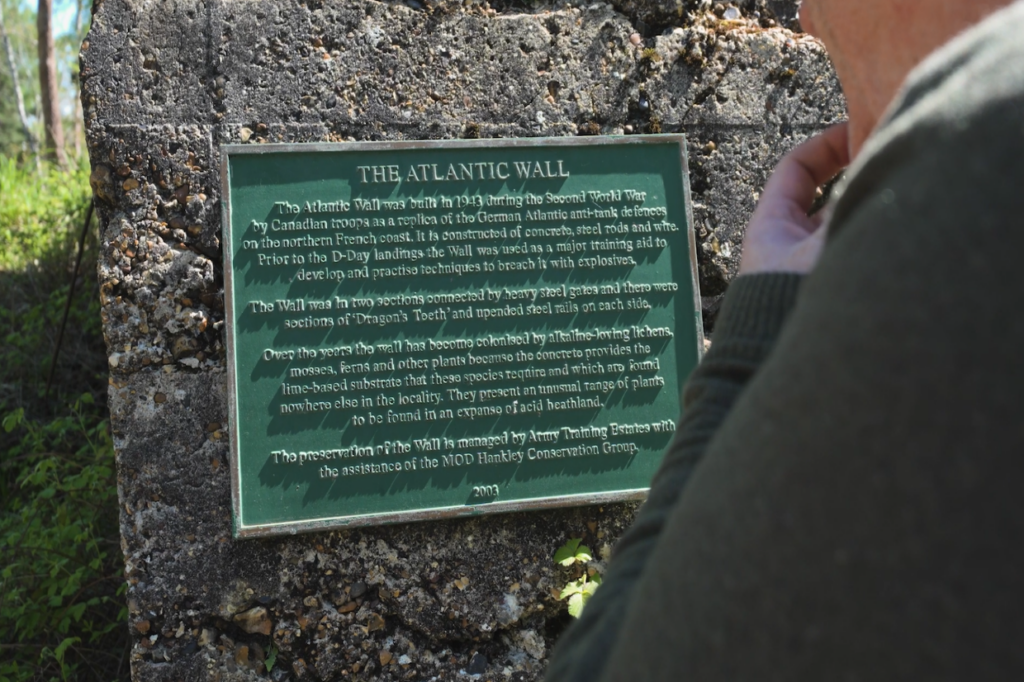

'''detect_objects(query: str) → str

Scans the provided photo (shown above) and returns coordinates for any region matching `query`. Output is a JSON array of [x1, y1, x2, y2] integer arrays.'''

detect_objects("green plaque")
[[221, 137, 702, 537]]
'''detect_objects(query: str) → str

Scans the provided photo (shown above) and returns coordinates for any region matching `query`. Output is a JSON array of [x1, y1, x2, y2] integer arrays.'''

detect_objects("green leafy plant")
[[0, 156, 90, 270], [1, 156, 126, 681], [553, 538, 602, 618], [1, 394, 125, 682], [265, 643, 279, 673]]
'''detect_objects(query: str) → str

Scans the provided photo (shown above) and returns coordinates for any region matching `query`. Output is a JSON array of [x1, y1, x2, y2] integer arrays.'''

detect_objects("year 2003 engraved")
[[472, 485, 500, 498]]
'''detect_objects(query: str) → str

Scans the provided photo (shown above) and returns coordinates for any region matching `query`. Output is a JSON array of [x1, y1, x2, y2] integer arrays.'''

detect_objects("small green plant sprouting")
[[641, 47, 662, 63], [265, 643, 279, 672], [553, 538, 602, 618]]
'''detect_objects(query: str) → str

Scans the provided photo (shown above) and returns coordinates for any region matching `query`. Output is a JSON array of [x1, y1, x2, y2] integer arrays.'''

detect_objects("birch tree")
[[0, 1, 39, 160]]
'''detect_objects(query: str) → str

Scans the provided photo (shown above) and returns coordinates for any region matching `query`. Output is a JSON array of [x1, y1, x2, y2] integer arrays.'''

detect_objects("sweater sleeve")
[[543, 273, 804, 682], [585, 66, 1024, 680]]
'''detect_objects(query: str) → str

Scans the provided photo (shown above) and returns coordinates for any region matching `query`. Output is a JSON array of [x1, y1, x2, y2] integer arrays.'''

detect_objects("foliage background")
[[1, 0, 87, 161], [0, 2, 128, 680], [0, 160, 128, 682]]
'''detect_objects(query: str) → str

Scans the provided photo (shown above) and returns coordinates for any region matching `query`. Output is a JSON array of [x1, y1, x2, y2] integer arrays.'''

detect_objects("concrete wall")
[[82, 1, 843, 679]]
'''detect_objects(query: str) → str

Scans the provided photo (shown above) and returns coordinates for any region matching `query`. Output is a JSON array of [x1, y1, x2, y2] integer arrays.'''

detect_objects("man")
[[546, 0, 1024, 679]]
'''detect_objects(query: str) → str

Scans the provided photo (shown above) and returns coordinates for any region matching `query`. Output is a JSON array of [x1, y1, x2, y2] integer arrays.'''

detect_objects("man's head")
[[798, 0, 1016, 155]]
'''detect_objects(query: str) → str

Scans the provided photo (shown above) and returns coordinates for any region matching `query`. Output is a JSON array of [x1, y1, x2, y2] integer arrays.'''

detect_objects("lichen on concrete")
[[606, 0, 802, 32], [84, 0, 841, 679]]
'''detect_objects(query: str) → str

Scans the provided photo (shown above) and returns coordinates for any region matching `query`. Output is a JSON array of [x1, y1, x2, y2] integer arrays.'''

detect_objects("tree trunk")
[[71, 0, 84, 158], [0, 2, 40, 161], [36, 0, 66, 166]]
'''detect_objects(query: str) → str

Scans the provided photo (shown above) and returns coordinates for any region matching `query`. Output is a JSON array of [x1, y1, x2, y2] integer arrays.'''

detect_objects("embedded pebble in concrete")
[[84, 0, 840, 679]]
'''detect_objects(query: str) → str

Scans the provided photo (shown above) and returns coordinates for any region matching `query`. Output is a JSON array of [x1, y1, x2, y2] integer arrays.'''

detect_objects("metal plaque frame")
[[221, 136, 702, 538]]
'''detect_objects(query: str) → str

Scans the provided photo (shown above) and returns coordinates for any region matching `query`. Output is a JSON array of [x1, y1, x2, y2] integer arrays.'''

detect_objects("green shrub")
[[1, 397, 124, 682], [0, 156, 89, 271], [0, 156, 103, 417], [0, 157, 127, 682]]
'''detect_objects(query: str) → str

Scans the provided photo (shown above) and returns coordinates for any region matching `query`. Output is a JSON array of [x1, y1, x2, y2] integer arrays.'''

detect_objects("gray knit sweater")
[[546, 3, 1024, 679]]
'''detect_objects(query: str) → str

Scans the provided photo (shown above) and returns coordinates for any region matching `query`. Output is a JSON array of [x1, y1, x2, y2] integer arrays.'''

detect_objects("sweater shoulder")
[[830, 3, 1024, 233]]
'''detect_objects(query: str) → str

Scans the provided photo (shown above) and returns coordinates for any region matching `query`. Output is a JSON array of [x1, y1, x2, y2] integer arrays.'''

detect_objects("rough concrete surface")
[[83, 0, 842, 679]]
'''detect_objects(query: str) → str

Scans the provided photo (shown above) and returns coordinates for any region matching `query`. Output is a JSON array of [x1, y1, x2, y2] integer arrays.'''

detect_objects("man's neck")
[[801, 0, 1016, 157]]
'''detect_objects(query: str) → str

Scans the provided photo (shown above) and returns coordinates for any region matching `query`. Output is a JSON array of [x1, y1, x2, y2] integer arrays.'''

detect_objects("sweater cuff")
[[713, 273, 804, 344]]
